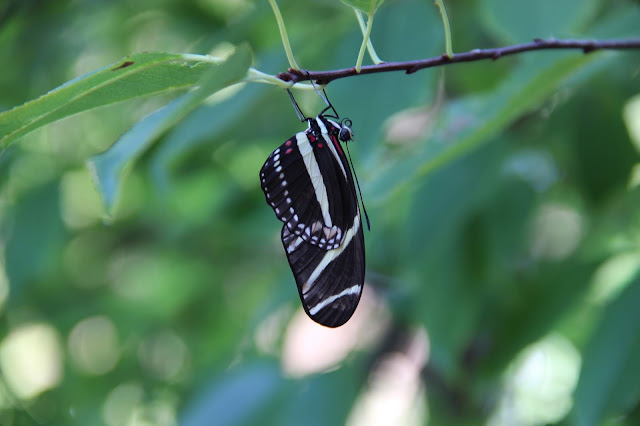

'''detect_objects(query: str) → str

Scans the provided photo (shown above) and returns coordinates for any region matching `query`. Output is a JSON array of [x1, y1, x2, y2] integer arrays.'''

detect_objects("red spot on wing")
[[285, 148, 293, 154], [330, 135, 344, 157], [112, 61, 134, 71], [308, 135, 316, 142], [285, 140, 292, 146]]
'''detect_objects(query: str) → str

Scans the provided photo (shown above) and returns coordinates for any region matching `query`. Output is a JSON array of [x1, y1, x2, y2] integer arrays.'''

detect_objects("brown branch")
[[277, 38, 640, 85]]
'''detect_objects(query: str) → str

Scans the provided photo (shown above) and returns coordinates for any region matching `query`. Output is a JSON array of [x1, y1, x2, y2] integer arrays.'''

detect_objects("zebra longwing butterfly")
[[260, 108, 366, 328]]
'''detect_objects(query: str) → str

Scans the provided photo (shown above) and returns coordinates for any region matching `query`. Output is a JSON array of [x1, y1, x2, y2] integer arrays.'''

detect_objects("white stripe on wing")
[[301, 211, 361, 295], [296, 132, 332, 227], [317, 118, 348, 179], [308, 284, 361, 315]]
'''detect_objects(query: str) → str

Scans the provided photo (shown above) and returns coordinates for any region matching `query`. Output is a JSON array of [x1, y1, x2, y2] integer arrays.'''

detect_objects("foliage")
[[0, 0, 639, 425]]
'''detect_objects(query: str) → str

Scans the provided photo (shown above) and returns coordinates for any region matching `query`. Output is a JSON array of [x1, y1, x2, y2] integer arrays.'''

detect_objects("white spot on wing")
[[287, 236, 304, 253]]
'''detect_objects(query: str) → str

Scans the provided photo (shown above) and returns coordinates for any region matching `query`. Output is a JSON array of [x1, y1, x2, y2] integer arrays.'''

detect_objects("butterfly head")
[[315, 115, 354, 143], [338, 118, 354, 142]]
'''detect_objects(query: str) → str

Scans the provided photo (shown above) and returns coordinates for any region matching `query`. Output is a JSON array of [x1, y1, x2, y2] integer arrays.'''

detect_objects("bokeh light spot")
[[102, 382, 144, 426], [68, 315, 120, 375], [623, 94, 640, 152], [0, 323, 63, 399], [281, 286, 389, 377], [138, 330, 188, 381], [347, 327, 429, 426], [530, 203, 583, 260], [103, 382, 178, 426], [60, 169, 104, 229], [489, 333, 581, 426]]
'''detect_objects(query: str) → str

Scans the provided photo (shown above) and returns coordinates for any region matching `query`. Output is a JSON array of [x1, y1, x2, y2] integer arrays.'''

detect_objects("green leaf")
[[0, 52, 216, 149], [341, 0, 384, 13], [88, 44, 252, 212], [572, 279, 640, 426], [366, 52, 604, 205], [149, 83, 268, 189], [481, 0, 599, 43]]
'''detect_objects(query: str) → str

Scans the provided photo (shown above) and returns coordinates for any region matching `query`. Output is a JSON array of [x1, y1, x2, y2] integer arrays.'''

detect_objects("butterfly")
[[260, 109, 367, 328]]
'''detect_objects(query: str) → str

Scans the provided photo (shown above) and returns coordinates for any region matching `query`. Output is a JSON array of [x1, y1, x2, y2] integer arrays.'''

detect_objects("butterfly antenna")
[[287, 89, 307, 122], [345, 143, 371, 231]]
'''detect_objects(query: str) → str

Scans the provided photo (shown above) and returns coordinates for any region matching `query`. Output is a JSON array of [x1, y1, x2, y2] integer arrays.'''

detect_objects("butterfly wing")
[[260, 115, 366, 327]]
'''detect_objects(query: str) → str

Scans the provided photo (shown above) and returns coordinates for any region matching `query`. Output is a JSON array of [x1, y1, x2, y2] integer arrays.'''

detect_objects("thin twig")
[[277, 38, 640, 85]]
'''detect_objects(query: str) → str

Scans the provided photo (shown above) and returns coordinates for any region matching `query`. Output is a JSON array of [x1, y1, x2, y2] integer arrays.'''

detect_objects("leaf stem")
[[268, 0, 300, 70], [354, 8, 383, 64], [434, 0, 453, 58], [355, 0, 377, 73], [180, 54, 315, 90], [245, 69, 315, 90]]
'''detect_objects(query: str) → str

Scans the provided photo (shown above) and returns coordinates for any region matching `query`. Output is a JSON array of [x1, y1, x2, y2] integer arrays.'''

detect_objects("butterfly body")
[[260, 115, 365, 327]]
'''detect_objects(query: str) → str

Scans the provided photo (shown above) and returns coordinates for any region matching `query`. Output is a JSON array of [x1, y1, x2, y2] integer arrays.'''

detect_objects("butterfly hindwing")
[[281, 215, 365, 328]]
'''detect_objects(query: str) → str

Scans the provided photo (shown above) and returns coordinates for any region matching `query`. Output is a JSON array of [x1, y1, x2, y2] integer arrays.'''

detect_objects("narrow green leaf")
[[0, 52, 215, 149], [89, 45, 252, 212]]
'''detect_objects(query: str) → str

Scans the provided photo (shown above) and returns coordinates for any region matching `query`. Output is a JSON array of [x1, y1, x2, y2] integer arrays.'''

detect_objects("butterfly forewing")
[[261, 119, 353, 249], [312, 128, 359, 233], [260, 114, 366, 328]]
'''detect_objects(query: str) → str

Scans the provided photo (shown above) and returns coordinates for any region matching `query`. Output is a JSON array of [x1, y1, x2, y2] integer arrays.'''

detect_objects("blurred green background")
[[1, 0, 640, 425]]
